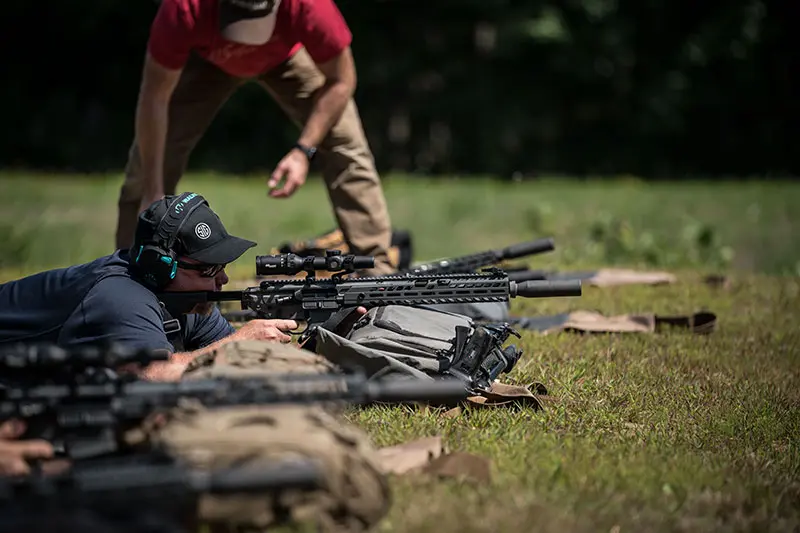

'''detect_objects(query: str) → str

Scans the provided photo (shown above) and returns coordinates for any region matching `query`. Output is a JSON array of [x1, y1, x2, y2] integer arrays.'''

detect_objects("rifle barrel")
[[0, 460, 322, 500], [206, 290, 245, 302], [402, 236, 556, 275], [501, 237, 555, 259], [366, 377, 468, 404], [506, 269, 548, 282], [511, 279, 582, 298], [196, 460, 322, 493]]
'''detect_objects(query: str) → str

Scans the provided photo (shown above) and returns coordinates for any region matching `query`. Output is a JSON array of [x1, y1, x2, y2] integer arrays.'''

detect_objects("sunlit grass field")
[[1, 172, 799, 532]]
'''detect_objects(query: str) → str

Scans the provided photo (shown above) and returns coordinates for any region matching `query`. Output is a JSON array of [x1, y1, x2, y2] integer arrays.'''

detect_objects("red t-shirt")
[[147, 0, 353, 78]]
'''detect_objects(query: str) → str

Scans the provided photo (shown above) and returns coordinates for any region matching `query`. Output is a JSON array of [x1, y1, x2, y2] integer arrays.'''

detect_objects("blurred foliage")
[[2, 173, 797, 275], [0, 223, 33, 269], [586, 214, 735, 269], [0, 0, 796, 177]]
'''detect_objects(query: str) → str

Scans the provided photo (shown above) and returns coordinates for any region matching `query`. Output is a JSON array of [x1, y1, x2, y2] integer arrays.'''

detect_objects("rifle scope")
[[256, 250, 375, 276]]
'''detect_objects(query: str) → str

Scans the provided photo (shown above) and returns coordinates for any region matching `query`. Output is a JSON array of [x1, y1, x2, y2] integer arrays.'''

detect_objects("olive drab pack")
[[311, 305, 535, 402]]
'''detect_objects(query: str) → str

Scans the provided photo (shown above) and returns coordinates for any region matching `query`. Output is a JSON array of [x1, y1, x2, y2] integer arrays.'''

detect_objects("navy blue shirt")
[[0, 251, 235, 352]]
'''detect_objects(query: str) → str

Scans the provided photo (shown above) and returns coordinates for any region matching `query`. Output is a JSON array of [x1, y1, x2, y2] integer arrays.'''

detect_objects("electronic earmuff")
[[132, 192, 208, 290]]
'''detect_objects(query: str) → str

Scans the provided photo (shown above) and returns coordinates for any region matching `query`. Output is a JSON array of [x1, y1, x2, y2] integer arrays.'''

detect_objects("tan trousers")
[[143, 340, 391, 533], [116, 49, 394, 276]]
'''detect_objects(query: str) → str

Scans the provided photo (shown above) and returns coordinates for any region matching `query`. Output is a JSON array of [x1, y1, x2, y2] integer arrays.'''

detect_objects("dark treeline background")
[[2, 0, 796, 178]]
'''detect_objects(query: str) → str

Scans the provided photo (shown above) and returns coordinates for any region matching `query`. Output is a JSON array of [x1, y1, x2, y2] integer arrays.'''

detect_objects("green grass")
[[1, 172, 799, 532]]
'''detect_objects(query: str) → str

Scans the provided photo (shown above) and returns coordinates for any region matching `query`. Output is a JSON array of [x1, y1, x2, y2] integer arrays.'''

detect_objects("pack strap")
[[158, 302, 185, 353], [298, 306, 362, 352]]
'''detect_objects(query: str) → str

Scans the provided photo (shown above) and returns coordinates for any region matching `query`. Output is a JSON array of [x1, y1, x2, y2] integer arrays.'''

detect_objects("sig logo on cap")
[[195, 222, 212, 240]]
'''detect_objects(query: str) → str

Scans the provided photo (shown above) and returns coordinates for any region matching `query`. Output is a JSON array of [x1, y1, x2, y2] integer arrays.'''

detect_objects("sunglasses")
[[177, 261, 227, 277]]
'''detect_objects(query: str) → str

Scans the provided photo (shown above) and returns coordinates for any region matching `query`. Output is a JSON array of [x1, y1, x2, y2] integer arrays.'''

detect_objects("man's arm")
[[296, 47, 357, 150], [0, 420, 54, 476], [134, 53, 184, 211], [137, 318, 298, 382], [134, 0, 195, 209], [267, 0, 357, 198], [62, 278, 296, 382], [268, 47, 357, 198]]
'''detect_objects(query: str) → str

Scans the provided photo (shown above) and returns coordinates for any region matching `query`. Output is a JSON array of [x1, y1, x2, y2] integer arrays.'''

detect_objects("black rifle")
[[0, 342, 169, 387], [0, 349, 470, 460], [398, 237, 555, 275], [0, 456, 322, 533], [157, 250, 582, 340]]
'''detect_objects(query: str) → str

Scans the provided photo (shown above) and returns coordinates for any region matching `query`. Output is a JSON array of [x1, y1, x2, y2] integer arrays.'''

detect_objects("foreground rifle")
[[1, 344, 470, 460], [160, 250, 582, 339], [398, 237, 555, 275], [0, 456, 321, 533], [0, 342, 169, 387]]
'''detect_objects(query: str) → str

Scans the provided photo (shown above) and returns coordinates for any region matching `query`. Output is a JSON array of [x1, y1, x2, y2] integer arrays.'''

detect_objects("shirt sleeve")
[[60, 277, 175, 353], [182, 307, 236, 351], [292, 0, 353, 64], [146, 0, 196, 70]]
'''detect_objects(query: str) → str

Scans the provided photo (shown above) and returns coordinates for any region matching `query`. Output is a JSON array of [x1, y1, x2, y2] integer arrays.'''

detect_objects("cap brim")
[[187, 235, 257, 264], [219, 3, 278, 45]]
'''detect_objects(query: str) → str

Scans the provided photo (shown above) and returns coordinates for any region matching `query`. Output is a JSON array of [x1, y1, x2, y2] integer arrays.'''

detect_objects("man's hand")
[[268, 149, 309, 198], [266, 47, 356, 200], [0, 419, 55, 476], [234, 319, 298, 342], [137, 320, 299, 382]]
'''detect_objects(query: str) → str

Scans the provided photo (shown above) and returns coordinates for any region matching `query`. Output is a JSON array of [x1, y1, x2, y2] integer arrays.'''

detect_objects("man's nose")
[[216, 270, 229, 287]]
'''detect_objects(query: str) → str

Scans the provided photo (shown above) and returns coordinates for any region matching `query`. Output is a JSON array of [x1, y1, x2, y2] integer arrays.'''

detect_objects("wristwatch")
[[293, 142, 317, 161]]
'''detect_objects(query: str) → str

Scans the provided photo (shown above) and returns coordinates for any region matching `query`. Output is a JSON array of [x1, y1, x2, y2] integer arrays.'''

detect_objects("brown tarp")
[[509, 310, 717, 335], [375, 435, 492, 484], [222, 307, 717, 336], [373, 382, 555, 482], [548, 268, 677, 287]]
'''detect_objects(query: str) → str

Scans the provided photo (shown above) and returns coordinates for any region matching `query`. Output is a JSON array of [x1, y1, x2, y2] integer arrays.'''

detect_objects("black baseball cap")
[[219, 0, 280, 46], [134, 193, 256, 265]]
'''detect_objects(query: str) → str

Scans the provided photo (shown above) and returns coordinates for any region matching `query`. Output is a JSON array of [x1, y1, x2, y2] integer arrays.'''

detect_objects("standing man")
[[116, 0, 395, 276]]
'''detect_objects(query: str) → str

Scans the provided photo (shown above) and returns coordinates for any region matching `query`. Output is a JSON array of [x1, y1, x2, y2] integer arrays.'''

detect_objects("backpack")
[[310, 305, 546, 408]]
